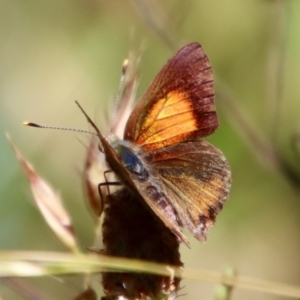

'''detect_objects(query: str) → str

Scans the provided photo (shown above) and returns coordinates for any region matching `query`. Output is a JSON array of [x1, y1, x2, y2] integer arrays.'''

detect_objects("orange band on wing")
[[136, 91, 198, 149]]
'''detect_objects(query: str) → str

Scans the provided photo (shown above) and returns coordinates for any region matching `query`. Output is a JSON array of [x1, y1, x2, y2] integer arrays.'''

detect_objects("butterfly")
[[77, 42, 232, 247]]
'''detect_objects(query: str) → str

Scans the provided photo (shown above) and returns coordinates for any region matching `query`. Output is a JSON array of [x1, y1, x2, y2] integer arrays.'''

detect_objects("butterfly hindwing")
[[146, 140, 231, 242]]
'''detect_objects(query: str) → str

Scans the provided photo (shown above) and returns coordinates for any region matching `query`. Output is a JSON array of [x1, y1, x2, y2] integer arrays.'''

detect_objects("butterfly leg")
[[98, 170, 121, 214]]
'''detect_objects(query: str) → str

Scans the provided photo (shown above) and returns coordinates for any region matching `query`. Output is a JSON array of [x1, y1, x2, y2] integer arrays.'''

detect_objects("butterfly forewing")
[[124, 43, 218, 151]]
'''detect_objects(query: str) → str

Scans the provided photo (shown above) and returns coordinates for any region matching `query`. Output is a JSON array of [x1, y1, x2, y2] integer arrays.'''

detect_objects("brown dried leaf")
[[7, 134, 79, 253]]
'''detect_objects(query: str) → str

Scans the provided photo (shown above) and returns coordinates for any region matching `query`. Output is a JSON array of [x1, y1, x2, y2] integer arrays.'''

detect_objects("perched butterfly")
[[77, 42, 232, 247]]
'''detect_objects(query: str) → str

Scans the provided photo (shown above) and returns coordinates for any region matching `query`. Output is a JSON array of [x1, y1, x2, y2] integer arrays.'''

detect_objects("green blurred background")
[[1, 0, 300, 299]]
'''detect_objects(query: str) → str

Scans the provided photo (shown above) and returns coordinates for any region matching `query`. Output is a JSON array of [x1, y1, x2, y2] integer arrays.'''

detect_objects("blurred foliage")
[[1, 0, 300, 299]]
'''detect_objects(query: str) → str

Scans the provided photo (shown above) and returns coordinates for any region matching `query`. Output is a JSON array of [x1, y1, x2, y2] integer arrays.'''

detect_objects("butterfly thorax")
[[113, 140, 149, 182]]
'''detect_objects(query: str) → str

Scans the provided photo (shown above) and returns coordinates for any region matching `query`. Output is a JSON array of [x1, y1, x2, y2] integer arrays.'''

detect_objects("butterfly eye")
[[118, 143, 149, 181]]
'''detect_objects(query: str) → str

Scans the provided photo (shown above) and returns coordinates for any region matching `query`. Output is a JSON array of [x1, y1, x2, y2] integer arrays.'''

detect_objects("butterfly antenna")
[[110, 58, 129, 134], [74, 101, 103, 138], [23, 121, 97, 136]]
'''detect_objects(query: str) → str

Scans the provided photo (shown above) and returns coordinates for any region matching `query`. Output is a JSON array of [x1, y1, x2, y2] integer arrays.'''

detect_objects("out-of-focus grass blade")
[[0, 251, 299, 298], [7, 134, 79, 253], [214, 266, 236, 300], [84, 51, 139, 217], [1, 277, 55, 300], [111, 52, 139, 139], [0, 251, 181, 277], [84, 138, 107, 217]]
